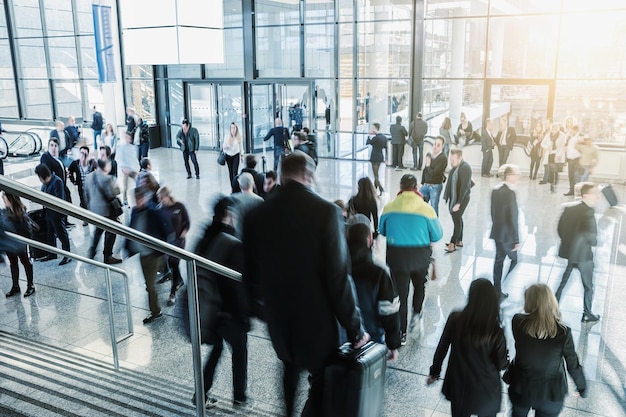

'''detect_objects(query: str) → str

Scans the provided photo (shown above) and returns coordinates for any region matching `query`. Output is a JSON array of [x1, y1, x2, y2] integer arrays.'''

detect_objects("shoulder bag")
[[97, 177, 124, 218]]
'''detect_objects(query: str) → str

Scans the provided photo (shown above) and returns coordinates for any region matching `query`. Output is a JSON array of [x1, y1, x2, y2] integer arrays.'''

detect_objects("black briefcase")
[[27, 209, 49, 260], [323, 341, 387, 417], [601, 184, 618, 207]]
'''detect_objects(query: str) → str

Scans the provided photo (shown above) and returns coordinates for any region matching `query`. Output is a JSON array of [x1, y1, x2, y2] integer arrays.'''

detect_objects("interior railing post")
[[186, 259, 205, 417], [104, 268, 119, 370]]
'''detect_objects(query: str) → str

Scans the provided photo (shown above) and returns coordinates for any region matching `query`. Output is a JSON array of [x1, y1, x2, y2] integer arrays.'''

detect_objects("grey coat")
[[389, 123, 408, 145], [85, 170, 120, 217]]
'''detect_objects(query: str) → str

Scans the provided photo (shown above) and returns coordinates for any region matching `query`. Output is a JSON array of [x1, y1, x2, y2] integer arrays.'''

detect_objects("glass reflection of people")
[[223, 122, 243, 189], [427, 278, 508, 417], [507, 284, 586, 417]]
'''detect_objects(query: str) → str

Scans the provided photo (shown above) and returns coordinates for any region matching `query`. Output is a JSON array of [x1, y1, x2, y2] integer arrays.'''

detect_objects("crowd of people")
[[0, 108, 603, 417]]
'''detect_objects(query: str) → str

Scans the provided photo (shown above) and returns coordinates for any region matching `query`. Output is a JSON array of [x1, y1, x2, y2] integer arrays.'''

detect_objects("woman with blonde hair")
[[223, 122, 243, 189], [507, 283, 586, 417]]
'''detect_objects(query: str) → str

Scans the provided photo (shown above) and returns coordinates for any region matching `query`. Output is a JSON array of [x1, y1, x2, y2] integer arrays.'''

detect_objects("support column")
[[449, 10, 466, 128]]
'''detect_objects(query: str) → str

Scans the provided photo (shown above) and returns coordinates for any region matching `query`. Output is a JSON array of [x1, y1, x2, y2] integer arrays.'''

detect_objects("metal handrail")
[[0, 175, 239, 417], [5, 231, 134, 370], [1, 130, 40, 156]]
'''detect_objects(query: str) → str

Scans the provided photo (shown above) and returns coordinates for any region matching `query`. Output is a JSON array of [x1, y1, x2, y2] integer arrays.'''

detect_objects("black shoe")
[[581, 313, 600, 323], [400, 332, 407, 346], [59, 257, 72, 266], [104, 256, 123, 265], [196, 175, 200, 179], [233, 398, 253, 411], [82, 221, 88, 227], [40, 254, 58, 262], [5, 287, 20, 297], [539, 181, 548, 185], [24, 287, 35, 297], [66, 221, 76, 227], [192, 394, 218, 409], [143, 312, 163, 324], [186, 175, 192, 179], [564, 191, 574, 196]]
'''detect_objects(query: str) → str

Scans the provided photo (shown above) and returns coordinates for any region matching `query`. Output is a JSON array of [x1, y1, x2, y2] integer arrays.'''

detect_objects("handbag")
[[110, 197, 124, 218], [217, 150, 226, 166]]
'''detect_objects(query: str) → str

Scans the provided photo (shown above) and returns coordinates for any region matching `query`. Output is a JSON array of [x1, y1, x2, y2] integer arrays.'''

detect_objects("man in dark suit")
[[443, 148, 472, 253], [243, 151, 369, 417], [496, 116, 517, 167], [555, 183, 600, 323], [490, 164, 520, 300], [481, 118, 495, 177], [263, 118, 290, 171], [41, 138, 74, 227], [232, 154, 265, 195]]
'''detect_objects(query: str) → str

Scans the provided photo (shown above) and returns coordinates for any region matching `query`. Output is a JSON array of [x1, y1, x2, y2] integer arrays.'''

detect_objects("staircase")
[[0, 331, 280, 417]]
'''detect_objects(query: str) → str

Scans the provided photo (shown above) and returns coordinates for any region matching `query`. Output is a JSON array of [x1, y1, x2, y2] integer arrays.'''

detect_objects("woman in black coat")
[[1, 192, 34, 297], [366, 123, 388, 195], [507, 283, 586, 417], [347, 177, 379, 236], [427, 278, 508, 417]]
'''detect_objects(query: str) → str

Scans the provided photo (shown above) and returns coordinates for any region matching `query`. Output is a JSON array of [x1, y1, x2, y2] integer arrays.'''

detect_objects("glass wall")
[[422, 0, 626, 146], [1, 0, 101, 121]]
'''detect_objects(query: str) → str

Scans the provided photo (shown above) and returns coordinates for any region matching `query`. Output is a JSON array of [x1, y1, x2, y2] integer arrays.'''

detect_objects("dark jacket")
[[263, 126, 290, 150], [444, 160, 472, 212], [40, 151, 67, 187], [409, 118, 428, 145], [367, 133, 387, 163], [481, 129, 495, 152], [295, 142, 318, 165], [138, 121, 150, 144], [176, 127, 200, 152], [456, 122, 473, 142], [41, 173, 65, 220], [194, 223, 250, 343], [232, 168, 265, 195], [91, 111, 103, 131], [348, 195, 378, 232], [350, 245, 401, 350], [423, 152, 447, 184], [243, 181, 365, 371], [389, 123, 408, 145], [68, 159, 96, 196], [84, 169, 120, 217], [50, 128, 75, 154], [160, 201, 190, 248], [490, 183, 519, 244], [127, 202, 174, 257], [496, 126, 517, 152], [508, 314, 586, 401], [429, 312, 508, 415], [557, 201, 596, 262]]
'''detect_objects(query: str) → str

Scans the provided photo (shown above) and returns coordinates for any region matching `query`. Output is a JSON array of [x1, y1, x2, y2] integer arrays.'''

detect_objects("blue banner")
[[93, 5, 116, 83]]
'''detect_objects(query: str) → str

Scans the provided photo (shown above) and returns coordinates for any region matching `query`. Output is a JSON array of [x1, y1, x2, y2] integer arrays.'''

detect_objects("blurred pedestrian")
[[1, 192, 34, 297]]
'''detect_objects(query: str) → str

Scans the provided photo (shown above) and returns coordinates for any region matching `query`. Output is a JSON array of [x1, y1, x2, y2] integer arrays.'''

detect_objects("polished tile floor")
[[1, 147, 625, 416]]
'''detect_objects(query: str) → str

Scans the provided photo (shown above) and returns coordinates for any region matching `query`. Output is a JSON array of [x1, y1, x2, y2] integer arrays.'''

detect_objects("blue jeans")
[[420, 183, 443, 216], [273, 147, 284, 171], [93, 129, 101, 149]]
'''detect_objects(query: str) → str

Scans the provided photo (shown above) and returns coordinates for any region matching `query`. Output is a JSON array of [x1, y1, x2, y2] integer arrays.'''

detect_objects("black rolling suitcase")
[[601, 184, 618, 207], [27, 209, 49, 260], [323, 341, 387, 417]]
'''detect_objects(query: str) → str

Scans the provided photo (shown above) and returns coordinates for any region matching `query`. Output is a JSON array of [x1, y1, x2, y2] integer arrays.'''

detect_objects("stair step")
[[0, 330, 283, 416]]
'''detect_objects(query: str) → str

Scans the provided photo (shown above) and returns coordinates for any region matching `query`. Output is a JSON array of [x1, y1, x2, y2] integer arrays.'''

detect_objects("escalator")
[[0, 129, 43, 158]]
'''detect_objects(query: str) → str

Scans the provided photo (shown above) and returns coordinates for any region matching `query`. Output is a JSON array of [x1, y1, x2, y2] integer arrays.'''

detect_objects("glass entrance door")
[[217, 84, 245, 148], [189, 83, 218, 148], [250, 84, 274, 153]]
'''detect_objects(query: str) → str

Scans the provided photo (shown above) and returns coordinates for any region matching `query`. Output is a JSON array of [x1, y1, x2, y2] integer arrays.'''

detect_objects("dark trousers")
[[137, 142, 149, 161], [547, 163, 560, 186], [555, 260, 595, 315], [89, 215, 118, 258], [140, 253, 161, 315], [283, 362, 325, 417], [450, 207, 466, 244], [482, 149, 493, 175], [392, 144, 404, 167], [226, 153, 240, 186], [8, 251, 33, 288], [203, 319, 248, 402], [390, 268, 427, 333], [493, 241, 518, 295], [371, 161, 382, 191], [451, 401, 495, 417], [412, 142, 423, 169], [168, 256, 183, 295], [182, 150, 199, 176], [529, 155, 541, 179], [46, 216, 70, 252], [567, 158, 580, 192], [273, 147, 284, 171], [510, 391, 563, 417], [498, 146, 511, 166]]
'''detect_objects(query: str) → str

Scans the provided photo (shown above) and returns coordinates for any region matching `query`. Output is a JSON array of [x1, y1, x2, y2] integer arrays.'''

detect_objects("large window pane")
[[554, 81, 626, 146], [167, 65, 202, 79], [357, 0, 411, 21], [490, 0, 561, 15], [224, 0, 243, 27], [18, 38, 48, 78], [54, 81, 82, 117], [425, 0, 488, 18], [82, 81, 104, 119], [0, 3, 7, 38], [314, 80, 335, 158], [126, 79, 156, 120], [558, 12, 626, 79], [23, 79, 52, 119], [13, 0, 43, 37], [487, 16, 559, 78], [424, 80, 484, 136], [562, 0, 626, 12], [48, 36, 79, 79], [205, 28, 244, 78], [355, 79, 410, 134], [357, 21, 412, 79], [0, 79, 19, 118], [0, 39, 14, 78], [126, 65, 153, 79], [306, 0, 334, 23], [255, 0, 300, 26], [338, 0, 352, 22], [305, 24, 334, 78], [423, 18, 487, 78], [74, 0, 95, 34], [489, 84, 549, 137], [339, 23, 353, 78], [256, 26, 300, 78], [44, 0, 75, 36], [168, 80, 184, 146], [79, 36, 98, 79]]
